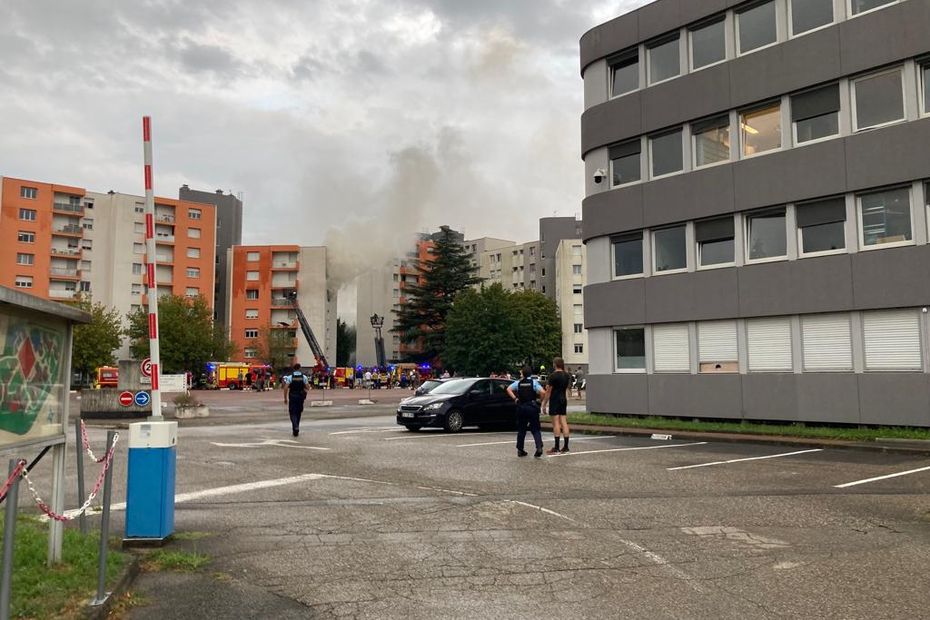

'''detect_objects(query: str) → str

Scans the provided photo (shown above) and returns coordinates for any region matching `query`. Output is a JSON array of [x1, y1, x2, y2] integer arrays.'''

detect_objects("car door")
[[463, 380, 493, 424], [492, 379, 517, 427]]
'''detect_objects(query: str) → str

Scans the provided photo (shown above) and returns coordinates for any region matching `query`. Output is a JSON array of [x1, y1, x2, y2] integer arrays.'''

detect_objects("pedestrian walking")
[[283, 362, 309, 437], [544, 357, 572, 454], [575, 367, 586, 399], [507, 366, 545, 458]]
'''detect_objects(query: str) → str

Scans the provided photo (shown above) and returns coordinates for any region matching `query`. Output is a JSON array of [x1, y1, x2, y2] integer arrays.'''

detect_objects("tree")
[[336, 319, 356, 367], [444, 285, 561, 376], [126, 295, 223, 381], [393, 226, 482, 363], [258, 324, 296, 373], [70, 297, 123, 384]]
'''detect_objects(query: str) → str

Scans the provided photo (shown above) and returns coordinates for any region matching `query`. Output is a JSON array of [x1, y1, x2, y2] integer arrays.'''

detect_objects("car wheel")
[[404, 424, 421, 432], [444, 410, 464, 433]]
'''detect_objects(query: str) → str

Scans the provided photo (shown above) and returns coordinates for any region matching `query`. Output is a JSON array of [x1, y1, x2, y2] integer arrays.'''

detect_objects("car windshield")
[[428, 379, 472, 396], [420, 380, 441, 392]]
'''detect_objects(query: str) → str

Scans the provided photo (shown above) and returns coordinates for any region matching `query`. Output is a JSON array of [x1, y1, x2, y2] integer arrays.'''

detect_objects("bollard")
[[91, 432, 116, 606], [75, 421, 87, 535], [1, 460, 21, 620]]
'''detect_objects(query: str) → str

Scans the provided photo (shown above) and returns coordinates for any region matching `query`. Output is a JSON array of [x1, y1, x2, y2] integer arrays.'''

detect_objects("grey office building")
[[581, 0, 930, 426], [178, 185, 243, 331]]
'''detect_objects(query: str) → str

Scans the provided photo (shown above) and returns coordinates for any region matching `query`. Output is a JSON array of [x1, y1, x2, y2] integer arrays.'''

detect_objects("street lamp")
[[370, 314, 387, 369]]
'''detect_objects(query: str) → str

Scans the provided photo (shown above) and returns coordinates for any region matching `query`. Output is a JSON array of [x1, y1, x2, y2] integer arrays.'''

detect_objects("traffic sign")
[[141, 358, 152, 377], [134, 391, 151, 407], [118, 391, 134, 407]]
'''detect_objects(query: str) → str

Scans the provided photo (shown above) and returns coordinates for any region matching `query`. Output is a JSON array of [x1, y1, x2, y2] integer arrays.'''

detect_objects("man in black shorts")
[[544, 357, 572, 454]]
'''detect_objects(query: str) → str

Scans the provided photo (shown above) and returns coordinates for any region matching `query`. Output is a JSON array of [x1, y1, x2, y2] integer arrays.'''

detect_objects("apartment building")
[[581, 0, 930, 425], [555, 239, 588, 372], [226, 245, 336, 368], [478, 241, 542, 291], [540, 217, 583, 298], [0, 177, 216, 357], [464, 237, 513, 273]]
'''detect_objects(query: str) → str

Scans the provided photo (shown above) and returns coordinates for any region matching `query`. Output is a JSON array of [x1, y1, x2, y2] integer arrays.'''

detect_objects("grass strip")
[[142, 549, 210, 572], [2, 515, 127, 619], [568, 412, 930, 442]]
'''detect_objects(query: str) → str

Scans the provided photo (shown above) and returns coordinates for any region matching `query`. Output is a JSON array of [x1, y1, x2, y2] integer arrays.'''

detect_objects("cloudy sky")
[[0, 0, 647, 290]]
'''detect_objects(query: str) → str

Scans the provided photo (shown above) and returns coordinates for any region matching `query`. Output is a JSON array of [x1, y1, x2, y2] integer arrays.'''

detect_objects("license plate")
[[402, 412, 414, 418]]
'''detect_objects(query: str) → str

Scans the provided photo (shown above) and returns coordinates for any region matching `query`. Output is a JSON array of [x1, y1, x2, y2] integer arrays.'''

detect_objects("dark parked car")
[[396, 378, 517, 432]]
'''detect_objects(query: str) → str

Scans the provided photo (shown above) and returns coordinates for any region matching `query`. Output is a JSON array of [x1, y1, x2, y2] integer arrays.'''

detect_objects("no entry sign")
[[118, 391, 134, 407]]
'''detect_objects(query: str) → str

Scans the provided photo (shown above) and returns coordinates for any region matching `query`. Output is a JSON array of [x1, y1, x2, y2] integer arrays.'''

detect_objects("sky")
[[0, 0, 648, 317]]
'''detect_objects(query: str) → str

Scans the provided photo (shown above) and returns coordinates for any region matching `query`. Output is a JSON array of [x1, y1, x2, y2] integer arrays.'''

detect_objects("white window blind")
[[747, 318, 793, 371], [698, 321, 738, 362], [802, 314, 852, 371], [653, 324, 690, 372], [863, 310, 922, 370]]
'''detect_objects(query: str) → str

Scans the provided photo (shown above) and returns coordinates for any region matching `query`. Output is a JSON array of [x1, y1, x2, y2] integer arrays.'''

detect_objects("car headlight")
[[423, 402, 444, 411]]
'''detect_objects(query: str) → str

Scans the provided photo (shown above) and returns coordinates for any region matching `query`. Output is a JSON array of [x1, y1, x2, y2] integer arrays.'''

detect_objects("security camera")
[[593, 169, 607, 184]]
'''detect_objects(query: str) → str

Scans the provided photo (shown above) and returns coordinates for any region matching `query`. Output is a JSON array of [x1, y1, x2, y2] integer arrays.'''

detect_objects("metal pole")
[[1, 460, 21, 620], [91, 431, 115, 606], [142, 116, 163, 421], [75, 421, 87, 535]]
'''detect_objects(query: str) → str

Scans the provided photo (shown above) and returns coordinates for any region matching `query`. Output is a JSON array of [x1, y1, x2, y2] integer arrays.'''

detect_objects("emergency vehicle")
[[94, 366, 119, 389]]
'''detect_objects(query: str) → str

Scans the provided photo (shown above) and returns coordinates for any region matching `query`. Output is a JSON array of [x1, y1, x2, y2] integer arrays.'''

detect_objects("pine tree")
[[393, 226, 482, 364]]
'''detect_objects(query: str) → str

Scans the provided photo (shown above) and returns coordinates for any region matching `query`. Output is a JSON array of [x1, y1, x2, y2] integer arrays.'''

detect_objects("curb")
[[539, 422, 930, 456], [83, 553, 142, 619]]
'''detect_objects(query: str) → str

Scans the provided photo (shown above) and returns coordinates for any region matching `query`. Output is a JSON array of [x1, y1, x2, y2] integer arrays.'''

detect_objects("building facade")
[[227, 245, 336, 368], [478, 240, 542, 291], [540, 217, 583, 298], [555, 239, 588, 372], [581, 0, 930, 425], [179, 185, 243, 333]]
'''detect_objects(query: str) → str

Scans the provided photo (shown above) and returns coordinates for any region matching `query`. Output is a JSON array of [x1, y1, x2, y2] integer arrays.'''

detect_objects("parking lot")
[[31, 411, 930, 618]]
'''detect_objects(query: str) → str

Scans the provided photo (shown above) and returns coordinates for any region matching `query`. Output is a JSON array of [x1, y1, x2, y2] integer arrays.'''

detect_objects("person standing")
[[544, 357, 572, 454], [507, 366, 545, 458], [283, 362, 309, 437]]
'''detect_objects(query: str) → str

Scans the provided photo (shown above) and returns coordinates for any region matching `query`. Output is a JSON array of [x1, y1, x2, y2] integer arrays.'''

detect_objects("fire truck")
[[286, 290, 330, 385], [94, 366, 119, 389]]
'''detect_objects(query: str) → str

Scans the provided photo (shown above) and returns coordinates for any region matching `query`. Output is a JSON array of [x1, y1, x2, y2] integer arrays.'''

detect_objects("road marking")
[[210, 439, 331, 451], [329, 428, 405, 435], [667, 449, 823, 471], [507, 500, 578, 523], [456, 436, 615, 448], [834, 464, 930, 489], [384, 431, 511, 441], [549, 442, 708, 457]]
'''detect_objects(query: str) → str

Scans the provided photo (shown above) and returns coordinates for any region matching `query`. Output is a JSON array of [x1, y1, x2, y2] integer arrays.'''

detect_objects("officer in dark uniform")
[[283, 362, 309, 437], [506, 366, 545, 458]]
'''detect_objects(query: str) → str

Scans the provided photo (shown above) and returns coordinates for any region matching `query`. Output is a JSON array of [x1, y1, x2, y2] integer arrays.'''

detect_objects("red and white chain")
[[0, 459, 26, 501], [80, 419, 108, 463], [20, 432, 120, 522]]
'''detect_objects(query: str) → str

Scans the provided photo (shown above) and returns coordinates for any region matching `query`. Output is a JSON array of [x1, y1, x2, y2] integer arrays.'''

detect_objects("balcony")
[[50, 248, 81, 258], [272, 320, 297, 329], [271, 297, 292, 308], [271, 262, 298, 271], [52, 225, 82, 237], [155, 255, 174, 264], [49, 267, 80, 280], [52, 202, 84, 215], [155, 234, 175, 244], [48, 289, 77, 300], [155, 214, 175, 224]]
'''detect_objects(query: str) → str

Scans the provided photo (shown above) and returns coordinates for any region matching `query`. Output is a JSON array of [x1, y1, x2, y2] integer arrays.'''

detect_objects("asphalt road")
[[16, 407, 930, 619]]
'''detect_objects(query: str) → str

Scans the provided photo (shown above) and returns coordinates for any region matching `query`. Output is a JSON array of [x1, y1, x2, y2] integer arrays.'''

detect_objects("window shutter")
[[609, 140, 641, 160], [802, 314, 852, 371], [653, 324, 690, 372], [795, 197, 846, 228], [698, 321, 738, 363], [791, 83, 840, 122], [747, 318, 793, 371], [863, 310, 922, 370]]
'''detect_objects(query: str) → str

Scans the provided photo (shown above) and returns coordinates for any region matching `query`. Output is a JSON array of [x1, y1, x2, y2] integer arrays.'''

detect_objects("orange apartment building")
[[0, 176, 216, 357], [227, 245, 336, 368]]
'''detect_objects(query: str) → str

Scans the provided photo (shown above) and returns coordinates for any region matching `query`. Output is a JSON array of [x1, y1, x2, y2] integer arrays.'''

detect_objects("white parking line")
[[549, 442, 707, 457], [667, 449, 823, 471], [384, 432, 511, 441], [329, 428, 405, 435], [456, 436, 615, 448], [834, 464, 930, 489]]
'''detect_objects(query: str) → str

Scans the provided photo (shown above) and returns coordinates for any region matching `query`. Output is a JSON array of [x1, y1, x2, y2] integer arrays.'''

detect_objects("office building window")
[[647, 35, 680, 85], [131, 284, 142, 296], [792, 83, 840, 143], [189, 227, 201, 239], [246, 271, 259, 281], [696, 217, 735, 267], [853, 68, 904, 131], [245, 329, 259, 339], [863, 309, 922, 370], [81, 239, 93, 250], [186, 267, 200, 278], [132, 263, 143, 275], [574, 323, 584, 334], [615, 327, 646, 371], [572, 264, 583, 275], [613, 234, 643, 278], [20, 186, 37, 199], [16, 253, 34, 265], [247, 251, 260, 261], [690, 18, 726, 70], [17, 231, 35, 243], [650, 129, 683, 177], [692, 116, 731, 167], [797, 197, 846, 255], [653, 324, 690, 372], [134, 204, 144, 214], [14, 276, 33, 289], [133, 243, 144, 254], [747, 317, 793, 372], [653, 226, 686, 273], [82, 218, 93, 230], [698, 320, 738, 373], [738, 0, 777, 54], [245, 309, 259, 319], [246, 289, 259, 300], [19, 208, 36, 221], [790, 0, 833, 35], [802, 314, 853, 371], [747, 208, 787, 261], [858, 187, 912, 248], [922, 62, 929, 114], [850, 0, 896, 16], [609, 140, 641, 186], [609, 50, 639, 97], [740, 102, 781, 156], [189, 208, 202, 220]]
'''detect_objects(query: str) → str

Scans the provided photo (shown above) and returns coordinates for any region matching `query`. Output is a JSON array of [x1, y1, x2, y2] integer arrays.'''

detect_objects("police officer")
[[283, 362, 309, 437], [507, 366, 545, 458]]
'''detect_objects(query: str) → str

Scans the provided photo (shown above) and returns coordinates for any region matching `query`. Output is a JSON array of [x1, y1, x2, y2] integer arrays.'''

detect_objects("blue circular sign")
[[134, 391, 151, 407]]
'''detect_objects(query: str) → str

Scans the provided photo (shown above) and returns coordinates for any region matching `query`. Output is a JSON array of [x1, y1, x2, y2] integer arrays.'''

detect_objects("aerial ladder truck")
[[286, 290, 330, 385]]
